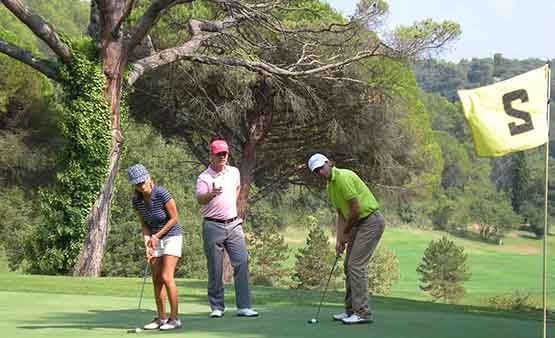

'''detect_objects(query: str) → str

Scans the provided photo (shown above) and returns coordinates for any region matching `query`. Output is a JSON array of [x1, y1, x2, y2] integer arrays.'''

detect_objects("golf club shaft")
[[131, 262, 150, 332], [314, 255, 340, 320], [137, 263, 149, 310]]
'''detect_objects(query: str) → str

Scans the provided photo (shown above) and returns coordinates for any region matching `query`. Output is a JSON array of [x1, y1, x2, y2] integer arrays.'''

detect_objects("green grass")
[[0, 271, 549, 338], [0, 247, 7, 273], [1, 226, 553, 337], [282, 226, 555, 306]]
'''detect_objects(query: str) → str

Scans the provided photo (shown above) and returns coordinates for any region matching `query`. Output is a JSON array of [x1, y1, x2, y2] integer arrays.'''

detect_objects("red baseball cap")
[[210, 140, 229, 154]]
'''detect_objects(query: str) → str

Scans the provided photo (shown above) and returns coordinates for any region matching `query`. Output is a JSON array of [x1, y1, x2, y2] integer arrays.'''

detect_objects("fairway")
[[0, 273, 550, 338]]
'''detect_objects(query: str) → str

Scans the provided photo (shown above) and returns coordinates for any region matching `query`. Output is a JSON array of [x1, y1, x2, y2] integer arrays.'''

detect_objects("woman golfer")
[[128, 164, 183, 331]]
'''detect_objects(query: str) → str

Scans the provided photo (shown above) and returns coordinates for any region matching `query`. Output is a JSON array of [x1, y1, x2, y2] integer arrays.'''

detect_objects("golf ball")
[[135, 328, 141, 333], [310, 318, 317, 323]]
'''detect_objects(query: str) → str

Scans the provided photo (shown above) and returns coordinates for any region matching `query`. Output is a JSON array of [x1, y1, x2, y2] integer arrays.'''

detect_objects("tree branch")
[[1, 0, 72, 64], [0, 40, 60, 81], [161, 44, 385, 79], [127, 0, 194, 53], [127, 31, 213, 85]]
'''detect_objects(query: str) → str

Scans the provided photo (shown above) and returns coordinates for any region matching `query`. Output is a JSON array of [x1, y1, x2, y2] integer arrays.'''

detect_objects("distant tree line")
[[409, 55, 555, 239]]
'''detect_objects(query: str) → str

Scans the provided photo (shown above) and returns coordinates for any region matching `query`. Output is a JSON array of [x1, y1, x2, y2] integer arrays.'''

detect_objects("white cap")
[[308, 153, 328, 172]]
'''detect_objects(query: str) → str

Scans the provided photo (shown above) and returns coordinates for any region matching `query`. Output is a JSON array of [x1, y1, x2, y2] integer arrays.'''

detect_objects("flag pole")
[[543, 61, 551, 338]]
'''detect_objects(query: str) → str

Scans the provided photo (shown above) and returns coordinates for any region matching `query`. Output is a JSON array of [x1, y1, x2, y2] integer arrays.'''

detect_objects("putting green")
[[0, 290, 547, 338]]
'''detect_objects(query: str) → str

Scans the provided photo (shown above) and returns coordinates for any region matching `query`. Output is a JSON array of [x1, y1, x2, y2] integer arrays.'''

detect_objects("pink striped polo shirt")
[[196, 165, 240, 219]]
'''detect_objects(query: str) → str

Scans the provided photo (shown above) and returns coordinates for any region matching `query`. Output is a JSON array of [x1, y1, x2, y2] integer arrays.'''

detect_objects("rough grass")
[[281, 225, 555, 307]]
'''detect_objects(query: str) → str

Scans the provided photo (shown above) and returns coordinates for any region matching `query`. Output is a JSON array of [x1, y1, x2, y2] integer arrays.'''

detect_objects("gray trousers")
[[344, 211, 385, 318], [202, 220, 252, 311]]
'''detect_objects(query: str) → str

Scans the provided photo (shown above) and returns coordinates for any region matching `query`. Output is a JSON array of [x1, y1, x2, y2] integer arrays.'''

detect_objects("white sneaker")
[[236, 308, 259, 317], [341, 313, 372, 325], [332, 312, 351, 321], [143, 318, 167, 330], [160, 318, 182, 331], [210, 309, 224, 318]]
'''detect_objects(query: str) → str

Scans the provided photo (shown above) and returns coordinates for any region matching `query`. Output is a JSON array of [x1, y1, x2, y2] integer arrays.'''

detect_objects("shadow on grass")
[[179, 280, 548, 323], [518, 233, 540, 240], [15, 300, 548, 338], [7, 277, 552, 338], [447, 229, 504, 246]]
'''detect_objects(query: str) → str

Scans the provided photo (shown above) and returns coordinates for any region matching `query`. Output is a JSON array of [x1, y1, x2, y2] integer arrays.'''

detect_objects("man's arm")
[[197, 181, 221, 205], [343, 198, 360, 235], [335, 210, 348, 255]]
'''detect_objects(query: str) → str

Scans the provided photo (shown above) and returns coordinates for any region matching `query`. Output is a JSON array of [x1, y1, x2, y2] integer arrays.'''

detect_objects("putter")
[[127, 262, 150, 333], [307, 255, 341, 324]]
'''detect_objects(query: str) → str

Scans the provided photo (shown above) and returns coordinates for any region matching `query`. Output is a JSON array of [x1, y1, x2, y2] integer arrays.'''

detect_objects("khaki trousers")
[[344, 211, 385, 318]]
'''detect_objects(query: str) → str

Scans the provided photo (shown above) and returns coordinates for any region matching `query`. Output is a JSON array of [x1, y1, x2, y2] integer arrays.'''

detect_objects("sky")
[[325, 0, 554, 62]]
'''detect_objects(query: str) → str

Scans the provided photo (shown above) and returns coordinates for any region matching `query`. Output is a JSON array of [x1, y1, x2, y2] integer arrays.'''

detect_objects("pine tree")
[[247, 225, 290, 287], [416, 236, 471, 303], [292, 220, 336, 289], [511, 152, 529, 214], [368, 245, 401, 295]]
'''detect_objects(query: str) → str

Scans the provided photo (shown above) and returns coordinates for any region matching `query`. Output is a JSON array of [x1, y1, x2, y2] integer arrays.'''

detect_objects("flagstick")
[[542, 62, 551, 338]]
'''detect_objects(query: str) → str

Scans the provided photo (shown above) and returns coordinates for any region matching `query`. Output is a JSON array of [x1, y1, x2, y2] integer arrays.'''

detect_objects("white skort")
[[152, 235, 183, 258]]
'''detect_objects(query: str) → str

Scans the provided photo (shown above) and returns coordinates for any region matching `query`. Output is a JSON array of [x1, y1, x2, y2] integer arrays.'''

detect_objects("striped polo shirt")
[[132, 185, 182, 239]]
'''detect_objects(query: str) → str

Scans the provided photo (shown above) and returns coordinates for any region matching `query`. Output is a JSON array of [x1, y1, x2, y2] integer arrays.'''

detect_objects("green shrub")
[[246, 225, 290, 286], [0, 187, 41, 271], [398, 205, 417, 224], [291, 217, 337, 289], [416, 236, 471, 303], [177, 222, 207, 279], [101, 220, 145, 277], [246, 201, 283, 230], [488, 291, 539, 312], [368, 245, 400, 295]]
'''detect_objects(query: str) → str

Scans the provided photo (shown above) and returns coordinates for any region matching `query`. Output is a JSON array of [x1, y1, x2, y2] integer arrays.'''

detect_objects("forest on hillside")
[[0, 0, 552, 278]]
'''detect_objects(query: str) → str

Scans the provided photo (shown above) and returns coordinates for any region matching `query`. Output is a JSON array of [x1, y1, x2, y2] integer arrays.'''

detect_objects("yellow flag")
[[458, 65, 550, 157]]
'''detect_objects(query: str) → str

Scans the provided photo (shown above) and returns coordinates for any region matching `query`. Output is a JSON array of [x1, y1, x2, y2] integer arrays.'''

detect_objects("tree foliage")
[[368, 245, 400, 295], [291, 218, 336, 289], [24, 40, 112, 274], [0, 0, 460, 275], [246, 225, 290, 286], [417, 236, 471, 303]]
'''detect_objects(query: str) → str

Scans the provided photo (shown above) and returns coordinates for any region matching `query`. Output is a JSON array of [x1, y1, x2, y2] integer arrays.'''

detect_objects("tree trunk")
[[237, 140, 257, 220], [73, 143, 122, 276], [73, 67, 125, 275], [73, 10, 128, 275]]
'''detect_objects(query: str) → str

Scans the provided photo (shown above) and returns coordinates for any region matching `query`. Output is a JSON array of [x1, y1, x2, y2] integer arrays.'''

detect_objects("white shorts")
[[153, 235, 183, 258]]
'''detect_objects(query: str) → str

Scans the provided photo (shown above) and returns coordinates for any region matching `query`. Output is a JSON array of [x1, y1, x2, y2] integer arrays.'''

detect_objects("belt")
[[355, 210, 378, 226], [204, 216, 238, 224]]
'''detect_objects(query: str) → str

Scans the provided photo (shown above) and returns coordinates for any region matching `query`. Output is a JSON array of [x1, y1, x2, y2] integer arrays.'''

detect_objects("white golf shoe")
[[210, 309, 224, 318], [332, 312, 351, 321], [341, 313, 372, 325], [160, 318, 182, 331], [143, 318, 167, 330], [236, 308, 259, 317]]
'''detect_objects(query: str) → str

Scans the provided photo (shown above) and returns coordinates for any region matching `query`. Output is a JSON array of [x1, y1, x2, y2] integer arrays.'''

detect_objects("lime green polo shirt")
[[326, 167, 379, 220]]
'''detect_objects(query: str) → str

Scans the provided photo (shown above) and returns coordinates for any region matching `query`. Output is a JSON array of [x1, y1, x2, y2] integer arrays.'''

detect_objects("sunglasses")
[[313, 166, 324, 174], [214, 152, 228, 156]]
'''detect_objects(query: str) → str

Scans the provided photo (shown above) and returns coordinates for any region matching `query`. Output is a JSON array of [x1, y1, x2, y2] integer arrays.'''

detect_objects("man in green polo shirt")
[[307, 153, 385, 325]]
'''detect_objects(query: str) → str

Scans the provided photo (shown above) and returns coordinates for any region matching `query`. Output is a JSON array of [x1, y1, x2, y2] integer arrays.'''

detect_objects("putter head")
[[307, 318, 319, 324]]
